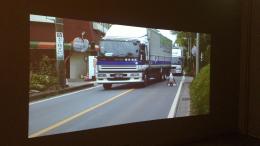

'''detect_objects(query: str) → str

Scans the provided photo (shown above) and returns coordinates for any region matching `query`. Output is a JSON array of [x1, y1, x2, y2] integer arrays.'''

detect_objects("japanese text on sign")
[[56, 32, 64, 60]]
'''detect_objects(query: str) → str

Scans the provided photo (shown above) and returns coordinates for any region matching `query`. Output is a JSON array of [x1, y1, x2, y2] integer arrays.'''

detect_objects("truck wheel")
[[159, 73, 164, 81], [163, 74, 166, 81], [163, 73, 167, 80], [103, 84, 112, 90]]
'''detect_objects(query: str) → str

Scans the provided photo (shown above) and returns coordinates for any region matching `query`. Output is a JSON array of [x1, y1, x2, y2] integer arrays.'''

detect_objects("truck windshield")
[[172, 57, 182, 65], [99, 40, 139, 57]]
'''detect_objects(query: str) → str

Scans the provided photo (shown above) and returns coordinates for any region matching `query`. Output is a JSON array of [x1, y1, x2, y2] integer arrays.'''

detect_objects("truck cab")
[[171, 48, 183, 75], [95, 25, 172, 90], [96, 40, 147, 89], [171, 57, 183, 75]]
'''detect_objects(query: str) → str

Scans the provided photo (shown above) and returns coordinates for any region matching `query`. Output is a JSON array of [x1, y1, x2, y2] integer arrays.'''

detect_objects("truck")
[[171, 47, 183, 75], [96, 25, 172, 89]]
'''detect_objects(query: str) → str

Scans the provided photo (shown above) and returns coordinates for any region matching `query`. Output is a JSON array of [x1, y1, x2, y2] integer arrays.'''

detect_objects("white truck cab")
[[172, 48, 183, 75]]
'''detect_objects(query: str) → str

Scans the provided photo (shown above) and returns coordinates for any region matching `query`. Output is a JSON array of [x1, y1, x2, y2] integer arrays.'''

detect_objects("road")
[[29, 76, 184, 138]]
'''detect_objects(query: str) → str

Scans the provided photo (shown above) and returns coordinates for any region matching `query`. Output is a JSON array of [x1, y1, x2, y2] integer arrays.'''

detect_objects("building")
[[30, 14, 110, 80]]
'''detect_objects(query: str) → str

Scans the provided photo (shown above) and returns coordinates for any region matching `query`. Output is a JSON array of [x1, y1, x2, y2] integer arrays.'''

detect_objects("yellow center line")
[[29, 89, 135, 138]]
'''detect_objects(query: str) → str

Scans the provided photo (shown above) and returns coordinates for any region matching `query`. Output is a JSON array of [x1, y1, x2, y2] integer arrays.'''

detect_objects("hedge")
[[190, 64, 210, 115]]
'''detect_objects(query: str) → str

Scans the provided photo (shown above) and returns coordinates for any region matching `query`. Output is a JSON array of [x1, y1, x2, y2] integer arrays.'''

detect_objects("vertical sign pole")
[[196, 33, 200, 76], [55, 18, 66, 88]]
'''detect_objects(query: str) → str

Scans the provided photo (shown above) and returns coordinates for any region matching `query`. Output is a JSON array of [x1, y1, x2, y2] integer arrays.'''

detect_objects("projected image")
[[29, 14, 211, 138]]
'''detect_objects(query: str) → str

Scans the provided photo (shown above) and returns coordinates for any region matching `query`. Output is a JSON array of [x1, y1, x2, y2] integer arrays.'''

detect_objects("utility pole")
[[55, 17, 66, 88], [188, 36, 192, 74], [189, 37, 192, 57], [196, 33, 200, 76], [188, 37, 190, 58]]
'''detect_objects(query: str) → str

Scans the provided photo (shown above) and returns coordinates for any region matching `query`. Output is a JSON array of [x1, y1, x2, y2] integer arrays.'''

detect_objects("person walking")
[[168, 72, 177, 87]]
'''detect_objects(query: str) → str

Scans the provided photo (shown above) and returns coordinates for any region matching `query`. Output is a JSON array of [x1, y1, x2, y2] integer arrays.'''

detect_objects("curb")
[[174, 76, 193, 117], [167, 75, 185, 118], [29, 83, 94, 102]]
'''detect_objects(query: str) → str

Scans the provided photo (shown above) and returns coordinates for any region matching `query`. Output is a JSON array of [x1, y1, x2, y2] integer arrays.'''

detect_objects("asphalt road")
[[29, 76, 183, 138]]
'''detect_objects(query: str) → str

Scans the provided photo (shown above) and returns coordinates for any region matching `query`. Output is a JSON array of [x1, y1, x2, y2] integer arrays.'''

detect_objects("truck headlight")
[[97, 74, 106, 77], [130, 73, 139, 77]]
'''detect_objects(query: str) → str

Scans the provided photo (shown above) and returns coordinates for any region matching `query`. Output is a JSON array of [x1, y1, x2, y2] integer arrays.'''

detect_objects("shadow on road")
[[109, 78, 164, 90]]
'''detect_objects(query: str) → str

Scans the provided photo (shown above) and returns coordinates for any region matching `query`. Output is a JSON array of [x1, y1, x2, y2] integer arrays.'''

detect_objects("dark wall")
[[2, 0, 241, 146], [248, 0, 260, 138], [30, 19, 100, 43], [240, 0, 260, 139], [63, 19, 94, 42], [30, 22, 55, 42]]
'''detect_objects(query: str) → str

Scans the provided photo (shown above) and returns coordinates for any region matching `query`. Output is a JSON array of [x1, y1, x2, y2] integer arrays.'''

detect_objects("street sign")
[[56, 32, 64, 60], [72, 37, 89, 52], [192, 46, 197, 57]]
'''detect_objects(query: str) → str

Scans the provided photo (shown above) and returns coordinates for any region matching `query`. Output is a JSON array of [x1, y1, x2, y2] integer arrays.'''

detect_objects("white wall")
[[70, 53, 87, 79], [88, 56, 97, 79]]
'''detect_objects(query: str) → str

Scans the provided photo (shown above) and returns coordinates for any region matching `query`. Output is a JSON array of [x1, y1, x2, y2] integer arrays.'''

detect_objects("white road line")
[[29, 89, 134, 138], [167, 75, 185, 118], [29, 84, 102, 105]]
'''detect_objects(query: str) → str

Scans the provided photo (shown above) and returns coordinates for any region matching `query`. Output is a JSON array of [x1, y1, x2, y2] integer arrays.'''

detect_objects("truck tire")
[[162, 73, 167, 80], [158, 73, 164, 81], [103, 83, 112, 90]]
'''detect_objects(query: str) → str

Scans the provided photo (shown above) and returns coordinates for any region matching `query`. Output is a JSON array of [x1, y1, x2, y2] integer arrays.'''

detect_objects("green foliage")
[[190, 64, 210, 115], [199, 33, 211, 68], [39, 55, 56, 76], [30, 56, 57, 91], [201, 45, 211, 67], [174, 31, 211, 73], [30, 74, 57, 91], [175, 31, 196, 48], [184, 58, 193, 75]]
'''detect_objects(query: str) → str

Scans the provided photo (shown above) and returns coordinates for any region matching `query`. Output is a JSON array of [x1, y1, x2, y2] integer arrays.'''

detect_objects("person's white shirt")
[[169, 74, 174, 82]]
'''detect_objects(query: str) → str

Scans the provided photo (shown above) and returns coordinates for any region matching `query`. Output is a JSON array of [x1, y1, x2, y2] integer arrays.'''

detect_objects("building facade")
[[30, 14, 110, 80]]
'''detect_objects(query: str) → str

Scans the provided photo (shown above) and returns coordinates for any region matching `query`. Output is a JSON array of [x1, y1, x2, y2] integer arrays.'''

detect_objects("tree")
[[174, 31, 196, 75], [173, 31, 211, 74]]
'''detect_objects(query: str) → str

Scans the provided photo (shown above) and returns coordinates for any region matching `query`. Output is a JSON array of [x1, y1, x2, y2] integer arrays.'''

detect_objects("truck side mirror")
[[88, 41, 97, 56], [139, 44, 146, 61]]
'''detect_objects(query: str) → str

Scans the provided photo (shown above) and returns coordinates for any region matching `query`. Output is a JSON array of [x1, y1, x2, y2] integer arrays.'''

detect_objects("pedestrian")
[[168, 72, 177, 87]]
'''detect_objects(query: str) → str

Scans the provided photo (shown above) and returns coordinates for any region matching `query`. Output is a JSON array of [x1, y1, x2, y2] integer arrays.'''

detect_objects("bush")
[[30, 73, 57, 91], [39, 55, 56, 76], [183, 57, 195, 76], [30, 56, 57, 91], [190, 64, 210, 115]]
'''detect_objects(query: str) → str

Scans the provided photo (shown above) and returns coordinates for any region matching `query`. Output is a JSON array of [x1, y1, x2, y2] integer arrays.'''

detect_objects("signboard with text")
[[56, 32, 64, 60]]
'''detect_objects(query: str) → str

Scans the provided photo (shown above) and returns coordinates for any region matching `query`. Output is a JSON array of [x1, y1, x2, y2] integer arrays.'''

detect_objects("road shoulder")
[[29, 80, 95, 102], [175, 76, 193, 117]]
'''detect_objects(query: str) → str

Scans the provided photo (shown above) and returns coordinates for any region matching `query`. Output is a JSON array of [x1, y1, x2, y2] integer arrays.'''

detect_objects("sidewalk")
[[29, 79, 95, 102], [175, 76, 193, 117], [67, 78, 95, 87]]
